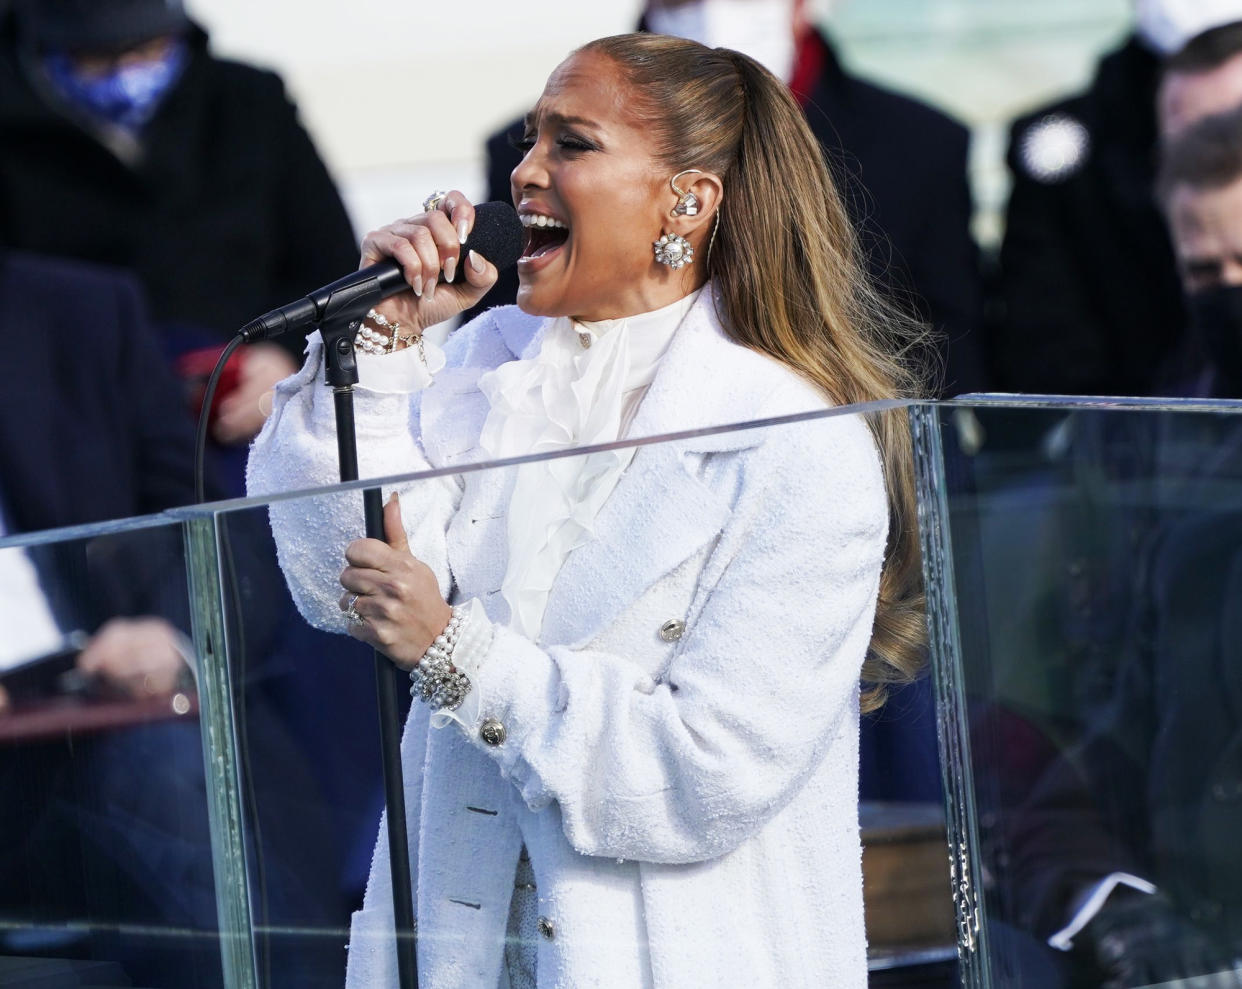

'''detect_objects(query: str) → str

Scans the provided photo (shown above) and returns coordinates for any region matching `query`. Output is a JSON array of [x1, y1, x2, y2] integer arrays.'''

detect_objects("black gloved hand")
[[1083, 891, 1242, 988]]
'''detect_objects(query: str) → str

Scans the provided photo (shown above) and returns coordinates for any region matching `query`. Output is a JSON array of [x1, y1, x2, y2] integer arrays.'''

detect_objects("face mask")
[[1187, 283, 1242, 395], [43, 40, 187, 132], [646, 0, 798, 84]]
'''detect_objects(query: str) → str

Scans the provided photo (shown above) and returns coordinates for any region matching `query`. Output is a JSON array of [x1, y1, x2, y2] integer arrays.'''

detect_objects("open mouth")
[[520, 213, 570, 260]]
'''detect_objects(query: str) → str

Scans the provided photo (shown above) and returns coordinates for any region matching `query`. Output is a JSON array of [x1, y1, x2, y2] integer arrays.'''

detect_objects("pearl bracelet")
[[409, 603, 472, 711], [354, 320, 392, 355], [357, 308, 428, 366]]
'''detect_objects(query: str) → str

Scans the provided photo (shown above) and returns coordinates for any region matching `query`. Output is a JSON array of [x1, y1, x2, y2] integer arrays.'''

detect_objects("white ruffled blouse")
[[476, 289, 701, 640]]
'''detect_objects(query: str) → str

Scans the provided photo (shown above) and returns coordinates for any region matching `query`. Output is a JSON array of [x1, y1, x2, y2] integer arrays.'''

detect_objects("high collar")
[[428, 289, 827, 467], [573, 287, 701, 355], [575, 288, 701, 335]]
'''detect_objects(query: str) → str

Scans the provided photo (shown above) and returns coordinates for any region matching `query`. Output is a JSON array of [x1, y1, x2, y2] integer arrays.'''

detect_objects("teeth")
[[520, 214, 567, 230]]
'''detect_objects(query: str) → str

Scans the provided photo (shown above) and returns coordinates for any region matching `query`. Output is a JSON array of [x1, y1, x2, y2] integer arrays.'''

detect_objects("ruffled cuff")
[[356, 335, 447, 394], [428, 598, 494, 730]]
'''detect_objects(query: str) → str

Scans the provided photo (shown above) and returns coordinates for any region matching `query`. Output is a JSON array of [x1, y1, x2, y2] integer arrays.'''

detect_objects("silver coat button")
[[658, 619, 686, 643], [538, 916, 555, 940], [578, 332, 592, 349], [479, 719, 506, 746]]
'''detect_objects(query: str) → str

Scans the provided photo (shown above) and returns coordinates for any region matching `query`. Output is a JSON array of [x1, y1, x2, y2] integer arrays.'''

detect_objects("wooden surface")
[[861, 801, 957, 955]]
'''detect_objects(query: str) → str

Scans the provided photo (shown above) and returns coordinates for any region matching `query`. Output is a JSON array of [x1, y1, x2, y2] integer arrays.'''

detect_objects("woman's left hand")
[[338, 494, 452, 669]]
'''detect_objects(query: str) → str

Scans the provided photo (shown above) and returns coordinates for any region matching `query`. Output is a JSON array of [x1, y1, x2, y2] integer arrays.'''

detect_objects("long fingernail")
[[458, 219, 469, 244], [425, 277, 435, 301], [411, 275, 423, 297], [443, 256, 457, 283], [469, 249, 484, 273]]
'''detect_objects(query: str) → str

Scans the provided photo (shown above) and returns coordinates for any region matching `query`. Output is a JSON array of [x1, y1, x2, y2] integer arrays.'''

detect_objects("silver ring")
[[345, 592, 365, 625], [422, 190, 448, 213]]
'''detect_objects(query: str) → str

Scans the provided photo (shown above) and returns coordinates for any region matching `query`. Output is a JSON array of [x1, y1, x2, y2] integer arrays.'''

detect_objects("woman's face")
[[512, 52, 689, 321]]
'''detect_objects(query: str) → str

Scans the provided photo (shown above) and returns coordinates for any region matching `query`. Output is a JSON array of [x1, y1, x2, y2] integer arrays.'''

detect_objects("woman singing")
[[249, 33, 926, 988]]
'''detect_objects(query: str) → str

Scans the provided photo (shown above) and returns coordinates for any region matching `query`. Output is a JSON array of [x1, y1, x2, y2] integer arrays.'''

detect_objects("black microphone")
[[240, 201, 524, 342]]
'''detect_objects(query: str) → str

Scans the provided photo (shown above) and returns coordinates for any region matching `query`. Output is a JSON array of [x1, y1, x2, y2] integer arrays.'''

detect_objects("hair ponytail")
[[582, 34, 931, 709]]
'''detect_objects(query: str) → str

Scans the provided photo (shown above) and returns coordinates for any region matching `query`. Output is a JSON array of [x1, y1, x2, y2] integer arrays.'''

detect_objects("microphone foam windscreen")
[[470, 201, 525, 271]]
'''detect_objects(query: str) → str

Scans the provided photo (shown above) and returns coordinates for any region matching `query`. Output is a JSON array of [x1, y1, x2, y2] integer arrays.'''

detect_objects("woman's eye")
[[507, 130, 595, 155], [557, 136, 595, 154]]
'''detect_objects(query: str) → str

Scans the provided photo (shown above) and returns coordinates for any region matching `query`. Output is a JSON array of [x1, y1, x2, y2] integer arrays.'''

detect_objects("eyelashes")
[[508, 132, 597, 156]]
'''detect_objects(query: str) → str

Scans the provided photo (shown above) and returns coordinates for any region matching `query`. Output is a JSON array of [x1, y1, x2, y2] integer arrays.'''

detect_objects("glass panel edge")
[[910, 405, 993, 987]]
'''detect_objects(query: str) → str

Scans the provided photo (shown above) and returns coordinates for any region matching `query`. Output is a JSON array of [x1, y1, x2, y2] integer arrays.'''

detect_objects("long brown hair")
[[581, 33, 929, 710]]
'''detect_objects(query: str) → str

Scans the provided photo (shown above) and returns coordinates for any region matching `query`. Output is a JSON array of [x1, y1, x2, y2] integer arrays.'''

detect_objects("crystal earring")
[[670, 169, 703, 216], [653, 231, 694, 270]]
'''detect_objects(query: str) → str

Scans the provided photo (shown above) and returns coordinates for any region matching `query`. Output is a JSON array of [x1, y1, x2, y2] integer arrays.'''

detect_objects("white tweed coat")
[[247, 291, 888, 988]]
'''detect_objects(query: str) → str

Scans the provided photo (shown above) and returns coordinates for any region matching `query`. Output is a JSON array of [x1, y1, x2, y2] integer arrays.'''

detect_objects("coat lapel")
[[425, 297, 828, 644], [540, 293, 828, 645], [536, 437, 731, 646]]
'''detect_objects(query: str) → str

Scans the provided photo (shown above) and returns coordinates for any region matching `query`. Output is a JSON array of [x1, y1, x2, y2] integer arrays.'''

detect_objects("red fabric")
[[789, 29, 826, 107], [174, 343, 245, 424]]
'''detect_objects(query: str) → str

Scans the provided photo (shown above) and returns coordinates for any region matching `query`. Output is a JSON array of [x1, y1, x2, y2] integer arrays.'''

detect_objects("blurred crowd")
[[0, 0, 376, 985], [5, 0, 1242, 984]]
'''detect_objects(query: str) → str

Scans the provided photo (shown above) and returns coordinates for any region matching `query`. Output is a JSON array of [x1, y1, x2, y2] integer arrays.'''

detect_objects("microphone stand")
[[320, 301, 418, 989]]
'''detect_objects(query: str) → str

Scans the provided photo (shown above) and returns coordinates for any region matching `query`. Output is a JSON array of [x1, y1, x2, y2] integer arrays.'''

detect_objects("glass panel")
[[187, 503, 394, 989], [920, 398, 1242, 987], [0, 517, 233, 988], [206, 404, 953, 987]]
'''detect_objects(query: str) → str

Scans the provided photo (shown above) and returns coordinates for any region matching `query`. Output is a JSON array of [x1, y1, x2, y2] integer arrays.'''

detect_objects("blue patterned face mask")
[[43, 40, 187, 132]]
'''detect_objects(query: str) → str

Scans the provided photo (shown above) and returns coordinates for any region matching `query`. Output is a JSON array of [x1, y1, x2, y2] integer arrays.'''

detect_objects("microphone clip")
[[321, 314, 363, 391]]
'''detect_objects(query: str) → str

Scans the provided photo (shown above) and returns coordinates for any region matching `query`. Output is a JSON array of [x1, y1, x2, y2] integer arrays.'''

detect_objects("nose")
[[510, 138, 548, 201]]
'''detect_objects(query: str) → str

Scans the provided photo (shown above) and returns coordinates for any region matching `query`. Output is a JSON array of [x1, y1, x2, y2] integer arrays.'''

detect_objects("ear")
[[665, 170, 725, 249]]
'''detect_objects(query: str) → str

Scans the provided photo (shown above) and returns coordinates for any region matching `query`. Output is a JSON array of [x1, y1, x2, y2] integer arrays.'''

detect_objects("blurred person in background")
[[981, 110, 1242, 989], [1159, 103, 1242, 394], [1159, 20, 1242, 138], [0, 252, 202, 713], [0, 0, 357, 486], [0, 0, 402, 930], [0, 248, 228, 987], [0, 247, 347, 988], [472, 0, 985, 401], [995, 0, 1242, 397], [0, 2, 394, 977]]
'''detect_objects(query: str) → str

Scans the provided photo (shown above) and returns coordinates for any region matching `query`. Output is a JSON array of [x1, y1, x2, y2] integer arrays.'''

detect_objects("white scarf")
[[477, 290, 701, 639]]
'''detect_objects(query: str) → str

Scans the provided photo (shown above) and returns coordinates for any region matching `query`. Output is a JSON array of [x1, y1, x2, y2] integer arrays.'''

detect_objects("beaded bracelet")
[[358, 308, 428, 366], [354, 319, 392, 355], [409, 603, 472, 711]]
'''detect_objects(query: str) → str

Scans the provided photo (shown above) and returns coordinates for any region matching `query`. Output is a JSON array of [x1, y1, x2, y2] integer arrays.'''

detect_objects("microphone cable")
[[194, 332, 246, 505], [191, 328, 275, 985]]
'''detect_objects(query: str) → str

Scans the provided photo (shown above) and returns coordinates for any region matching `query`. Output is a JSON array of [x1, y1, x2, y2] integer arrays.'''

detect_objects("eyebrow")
[[523, 111, 603, 133]]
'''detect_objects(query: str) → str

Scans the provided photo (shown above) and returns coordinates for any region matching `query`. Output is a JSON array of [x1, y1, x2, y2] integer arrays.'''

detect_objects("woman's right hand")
[[360, 191, 499, 336]]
